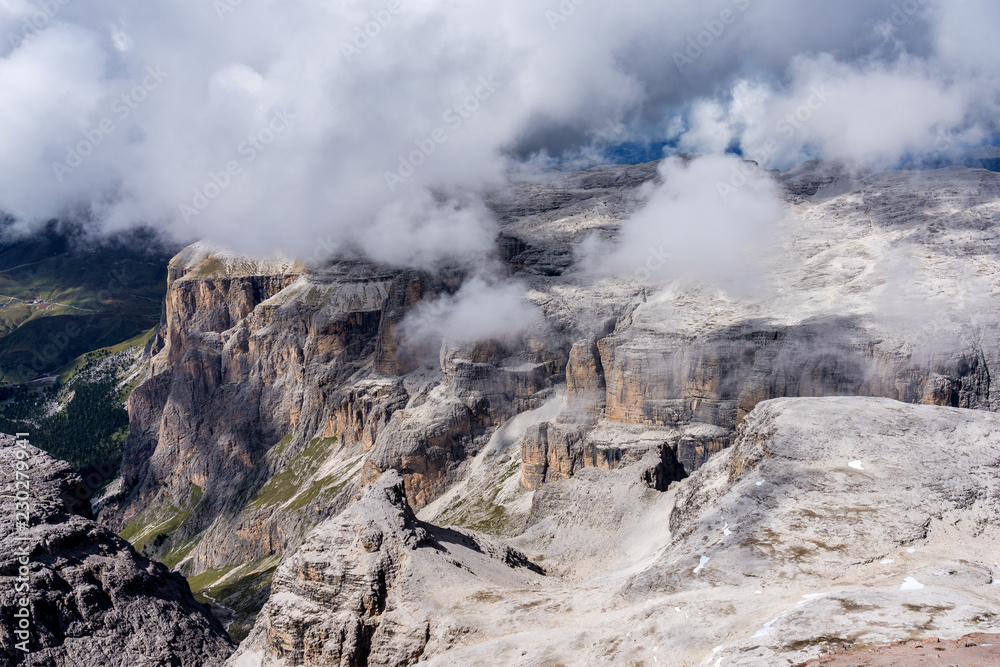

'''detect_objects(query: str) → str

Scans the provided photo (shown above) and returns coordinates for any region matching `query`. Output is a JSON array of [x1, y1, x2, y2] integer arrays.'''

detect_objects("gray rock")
[[0, 435, 234, 666], [227, 470, 541, 667]]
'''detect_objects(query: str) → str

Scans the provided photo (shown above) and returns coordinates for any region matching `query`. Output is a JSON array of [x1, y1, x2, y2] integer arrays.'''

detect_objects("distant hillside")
[[908, 145, 1000, 171], [0, 219, 176, 383]]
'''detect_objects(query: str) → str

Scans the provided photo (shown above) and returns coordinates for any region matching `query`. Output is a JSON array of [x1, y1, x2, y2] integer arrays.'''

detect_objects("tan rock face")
[[110, 257, 417, 570], [566, 338, 605, 410], [519, 420, 694, 491], [109, 249, 561, 577], [598, 323, 994, 434]]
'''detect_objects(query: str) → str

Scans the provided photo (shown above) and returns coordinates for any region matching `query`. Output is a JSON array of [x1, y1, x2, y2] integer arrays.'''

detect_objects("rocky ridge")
[[0, 435, 234, 666], [227, 470, 542, 666]]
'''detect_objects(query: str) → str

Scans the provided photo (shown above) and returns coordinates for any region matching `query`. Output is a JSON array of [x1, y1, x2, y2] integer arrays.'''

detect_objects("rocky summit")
[[77, 160, 1000, 664], [0, 435, 234, 666]]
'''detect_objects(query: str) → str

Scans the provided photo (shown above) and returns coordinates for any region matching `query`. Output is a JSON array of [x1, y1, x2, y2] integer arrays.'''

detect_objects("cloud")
[[0, 0, 997, 264], [589, 155, 785, 285], [355, 190, 497, 270], [400, 277, 545, 347], [680, 53, 984, 169]]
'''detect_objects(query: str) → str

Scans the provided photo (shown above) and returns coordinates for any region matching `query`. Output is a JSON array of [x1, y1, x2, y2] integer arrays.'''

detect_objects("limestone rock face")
[[226, 471, 541, 667], [565, 338, 605, 410], [0, 436, 233, 666], [110, 255, 419, 572], [363, 387, 480, 509]]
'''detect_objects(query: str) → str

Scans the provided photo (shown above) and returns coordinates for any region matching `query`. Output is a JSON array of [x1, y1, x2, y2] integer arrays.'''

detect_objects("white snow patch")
[[906, 548, 915, 553], [693, 555, 710, 574], [753, 613, 783, 638], [755, 480, 764, 486], [848, 460, 864, 470], [880, 558, 895, 564], [900, 577, 925, 590], [722, 522, 732, 536]]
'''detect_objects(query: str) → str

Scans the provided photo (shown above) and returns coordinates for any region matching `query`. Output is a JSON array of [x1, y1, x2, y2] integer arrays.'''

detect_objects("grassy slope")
[[0, 220, 173, 383], [0, 329, 158, 474]]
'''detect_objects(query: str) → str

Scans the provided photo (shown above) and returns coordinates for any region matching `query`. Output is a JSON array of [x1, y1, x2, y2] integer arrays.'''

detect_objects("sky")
[[0, 0, 998, 266]]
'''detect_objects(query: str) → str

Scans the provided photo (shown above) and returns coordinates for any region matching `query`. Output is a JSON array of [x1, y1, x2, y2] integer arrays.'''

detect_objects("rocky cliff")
[[227, 471, 541, 667], [102, 160, 1000, 641], [0, 435, 233, 666], [230, 397, 1000, 665]]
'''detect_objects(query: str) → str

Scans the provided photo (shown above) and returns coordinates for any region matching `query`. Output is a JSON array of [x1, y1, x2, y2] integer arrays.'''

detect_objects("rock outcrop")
[[0, 435, 234, 666], [227, 470, 541, 667]]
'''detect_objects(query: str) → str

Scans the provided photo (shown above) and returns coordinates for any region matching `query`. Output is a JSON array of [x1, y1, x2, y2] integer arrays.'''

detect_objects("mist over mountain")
[[1, 0, 999, 264]]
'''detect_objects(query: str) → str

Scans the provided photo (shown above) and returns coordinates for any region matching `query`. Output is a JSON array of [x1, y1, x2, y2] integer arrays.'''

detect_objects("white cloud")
[[591, 155, 785, 285], [401, 277, 544, 347], [0, 0, 996, 263]]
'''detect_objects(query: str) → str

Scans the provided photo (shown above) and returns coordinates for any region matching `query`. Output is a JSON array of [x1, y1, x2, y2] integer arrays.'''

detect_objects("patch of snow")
[[722, 522, 731, 536], [693, 555, 710, 574], [848, 460, 864, 470], [755, 480, 764, 486], [900, 577, 924, 590], [880, 558, 894, 564], [753, 613, 782, 638]]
